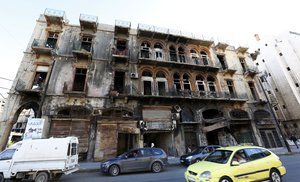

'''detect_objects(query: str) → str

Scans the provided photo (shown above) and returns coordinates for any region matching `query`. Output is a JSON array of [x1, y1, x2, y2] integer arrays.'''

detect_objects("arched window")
[[169, 45, 177, 62], [142, 71, 153, 95], [182, 73, 191, 95], [154, 43, 163, 60], [200, 51, 209, 65], [173, 73, 181, 94], [178, 47, 185, 63], [190, 49, 199, 64], [156, 71, 167, 96], [196, 75, 206, 96], [207, 76, 217, 97], [141, 42, 151, 58]]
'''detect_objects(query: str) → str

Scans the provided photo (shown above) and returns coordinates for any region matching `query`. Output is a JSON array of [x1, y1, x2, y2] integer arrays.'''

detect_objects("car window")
[[232, 150, 248, 164], [244, 148, 266, 161], [139, 149, 152, 157], [191, 146, 206, 154], [152, 148, 163, 155], [204, 150, 232, 164], [0, 149, 16, 160], [126, 150, 138, 158]]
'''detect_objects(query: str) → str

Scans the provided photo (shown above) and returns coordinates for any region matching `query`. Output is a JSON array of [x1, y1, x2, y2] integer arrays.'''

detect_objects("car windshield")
[[191, 146, 206, 154], [204, 150, 232, 164]]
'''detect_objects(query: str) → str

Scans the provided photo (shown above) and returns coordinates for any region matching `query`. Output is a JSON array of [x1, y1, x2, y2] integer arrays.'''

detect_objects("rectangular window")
[[72, 68, 87, 91], [239, 58, 247, 73], [227, 80, 236, 98], [157, 81, 166, 96], [248, 82, 258, 100], [81, 36, 92, 52], [143, 81, 152, 95], [32, 65, 49, 90], [45, 32, 58, 48], [114, 71, 125, 94], [217, 54, 227, 70]]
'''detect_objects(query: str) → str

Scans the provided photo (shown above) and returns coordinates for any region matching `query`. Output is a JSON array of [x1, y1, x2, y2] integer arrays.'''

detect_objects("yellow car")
[[185, 145, 286, 182]]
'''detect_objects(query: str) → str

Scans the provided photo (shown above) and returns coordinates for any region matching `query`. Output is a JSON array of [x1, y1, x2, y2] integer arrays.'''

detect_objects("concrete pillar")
[[0, 120, 14, 151]]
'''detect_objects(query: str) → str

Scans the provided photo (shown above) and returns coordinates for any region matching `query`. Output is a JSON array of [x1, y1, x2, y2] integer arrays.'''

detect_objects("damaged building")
[[0, 9, 285, 161]]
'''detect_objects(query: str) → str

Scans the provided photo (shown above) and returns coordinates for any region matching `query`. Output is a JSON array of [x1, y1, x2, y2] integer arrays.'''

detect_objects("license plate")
[[188, 176, 195, 182]]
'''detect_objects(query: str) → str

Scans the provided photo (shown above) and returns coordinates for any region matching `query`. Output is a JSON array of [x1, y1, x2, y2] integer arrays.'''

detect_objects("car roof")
[[217, 145, 267, 152]]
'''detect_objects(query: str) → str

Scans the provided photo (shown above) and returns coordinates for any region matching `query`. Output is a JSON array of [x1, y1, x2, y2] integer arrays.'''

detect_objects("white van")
[[0, 136, 79, 182]]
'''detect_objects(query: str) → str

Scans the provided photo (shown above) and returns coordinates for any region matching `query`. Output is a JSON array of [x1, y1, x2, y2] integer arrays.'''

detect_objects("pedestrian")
[[290, 135, 299, 149], [151, 142, 155, 148]]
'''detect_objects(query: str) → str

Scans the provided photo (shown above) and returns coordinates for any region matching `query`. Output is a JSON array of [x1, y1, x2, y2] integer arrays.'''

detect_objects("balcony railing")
[[72, 42, 93, 59], [244, 66, 259, 77], [31, 39, 55, 54]]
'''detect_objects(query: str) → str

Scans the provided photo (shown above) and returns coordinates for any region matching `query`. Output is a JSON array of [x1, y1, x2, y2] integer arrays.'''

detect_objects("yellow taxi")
[[185, 145, 286, 182]]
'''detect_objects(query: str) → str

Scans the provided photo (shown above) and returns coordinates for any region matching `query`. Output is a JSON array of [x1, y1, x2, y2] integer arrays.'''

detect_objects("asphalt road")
[[16, 153, 300, 182]]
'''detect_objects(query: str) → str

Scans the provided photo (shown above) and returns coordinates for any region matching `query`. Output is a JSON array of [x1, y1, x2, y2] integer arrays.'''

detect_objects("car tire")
[[270, 169, 282, 182], [109, 165, 120, 176], [35, 172, 49, 182], [0, 173, 4, 182], [219, 176, 233, 182], [151, 162, 162, 173]]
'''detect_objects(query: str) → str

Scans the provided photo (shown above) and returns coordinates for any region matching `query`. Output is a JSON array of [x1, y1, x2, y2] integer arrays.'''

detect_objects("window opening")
[[196, 75, 206, 96], [114, 39, 127, 55], [207, 76, 216, 97], [178, 47, 185, 63], [141, 42, 150, 58], [81, 36, 92, 52], [32, 66, 49, 90], [200, 51, 209, 65], [227, 80, 236, 98], [183, 74, 191, 91], [154, 43, 163, 60], [73, 68, 87, 91], [248, 82, 258, 100], [45, 32, 58, 48], [114, 71, 125, 94], [217, 54, 227, 70], [169, 46, 177, 62], [143, 81, 152, 95], [156, 71, 166, 96], [173, 73, 181, 94], [239, 58, 247, 73], [190, 49, 199, 64]]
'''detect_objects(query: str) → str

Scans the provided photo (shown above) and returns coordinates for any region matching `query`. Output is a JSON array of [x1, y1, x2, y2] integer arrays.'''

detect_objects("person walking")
[[290, 135, 299, 149]]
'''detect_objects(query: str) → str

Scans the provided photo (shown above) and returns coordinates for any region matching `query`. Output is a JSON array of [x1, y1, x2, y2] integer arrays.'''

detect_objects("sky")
[[0, 0, 299, 98]]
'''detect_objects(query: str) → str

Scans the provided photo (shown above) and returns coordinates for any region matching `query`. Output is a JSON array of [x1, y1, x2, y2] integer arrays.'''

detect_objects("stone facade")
[[0, 9, 285, 161]]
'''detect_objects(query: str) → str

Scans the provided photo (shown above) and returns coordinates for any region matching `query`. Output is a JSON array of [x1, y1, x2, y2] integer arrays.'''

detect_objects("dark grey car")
[[101, 147, 168, 176], [180, 145, 221, 166]]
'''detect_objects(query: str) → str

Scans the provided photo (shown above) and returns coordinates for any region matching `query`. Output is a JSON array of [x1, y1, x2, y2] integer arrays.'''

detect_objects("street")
[[58, 153, 300, 182]]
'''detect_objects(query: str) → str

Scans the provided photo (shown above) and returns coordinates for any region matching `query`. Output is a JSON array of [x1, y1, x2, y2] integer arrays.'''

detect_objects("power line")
[[0, 77, 13, 81]]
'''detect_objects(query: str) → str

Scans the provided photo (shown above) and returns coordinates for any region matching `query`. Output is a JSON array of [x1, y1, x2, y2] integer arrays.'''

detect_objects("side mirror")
[[232, 161, 240, 166]]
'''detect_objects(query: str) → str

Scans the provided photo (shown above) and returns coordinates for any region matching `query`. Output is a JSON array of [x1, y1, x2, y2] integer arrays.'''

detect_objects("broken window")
[[81, 36, 92, 52], [169, 45, 177, 62], [178, 47, 185, 63], [141, 42, 150, 58], [196, 75, 206, 96], [217, 54, 227, 70], [200, 51, 209, 65], [114, 71, 125, 94], [156, 71, 167, 96], [227, 80, 236, 98], [207, 76, 217, 97], [190, 49, 199, 64], [173, 73, 181, 94], [142, 71, 153, 95], [72, 68, 87, 91], [45, 32, 59, 49], [32, 65, 49, 90], [114, 39, 127, 55], [154, 43, 163, 60], [248, 82, 258, 100], [183, 74, 191, 94], [239, 57, 247, 73]]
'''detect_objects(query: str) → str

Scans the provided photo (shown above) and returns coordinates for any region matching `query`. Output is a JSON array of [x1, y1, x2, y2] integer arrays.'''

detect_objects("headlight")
[[102, 161, 110, 167], [199, 171, 211, 179], [186, 156, 193, 160]]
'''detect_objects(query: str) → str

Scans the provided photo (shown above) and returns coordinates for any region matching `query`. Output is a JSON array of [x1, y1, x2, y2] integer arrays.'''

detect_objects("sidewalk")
[[78, 145, 300, 173]]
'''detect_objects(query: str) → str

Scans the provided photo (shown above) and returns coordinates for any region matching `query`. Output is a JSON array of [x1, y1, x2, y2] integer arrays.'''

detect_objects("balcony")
[[112, 48, 130, 63], [113, 86, 248, 103], [31, 39, 55, 55], [15, 79, 42, 98], [79, 14, 98, 33], [221, 64, 238, 76], [244, 66, 259, 77], [72, 42, 93, 59], [138, 52, 219, 72], [115, 19, 131, 36], [236, 45, 249, 54], [215, 41, 229, 50], [44, 8, 66, 27]]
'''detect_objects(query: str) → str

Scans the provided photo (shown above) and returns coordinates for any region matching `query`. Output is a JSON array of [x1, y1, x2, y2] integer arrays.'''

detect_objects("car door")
[[120, 150, 140, 172], [0, 149, 15, 176], [135, 149, 152, 171], [244, 148, 271, 180]]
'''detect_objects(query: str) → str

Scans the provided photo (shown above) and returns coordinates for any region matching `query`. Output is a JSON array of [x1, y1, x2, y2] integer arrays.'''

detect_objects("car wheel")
[[109, 165, 120, 176], [35, 172, 49, 182], [0, 173, 4, 182], [270, 169, 282, 182], [219, 176, 233, 182], [151, 162, 162, 173]]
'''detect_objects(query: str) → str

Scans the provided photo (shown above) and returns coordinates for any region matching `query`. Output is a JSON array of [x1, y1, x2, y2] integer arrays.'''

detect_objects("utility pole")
[[258, 75, 291, 152]]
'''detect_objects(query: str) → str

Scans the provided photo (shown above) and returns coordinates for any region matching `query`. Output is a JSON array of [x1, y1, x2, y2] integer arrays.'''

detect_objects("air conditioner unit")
[[173, 105, 182, 112], [130, 72, 139, 79]]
